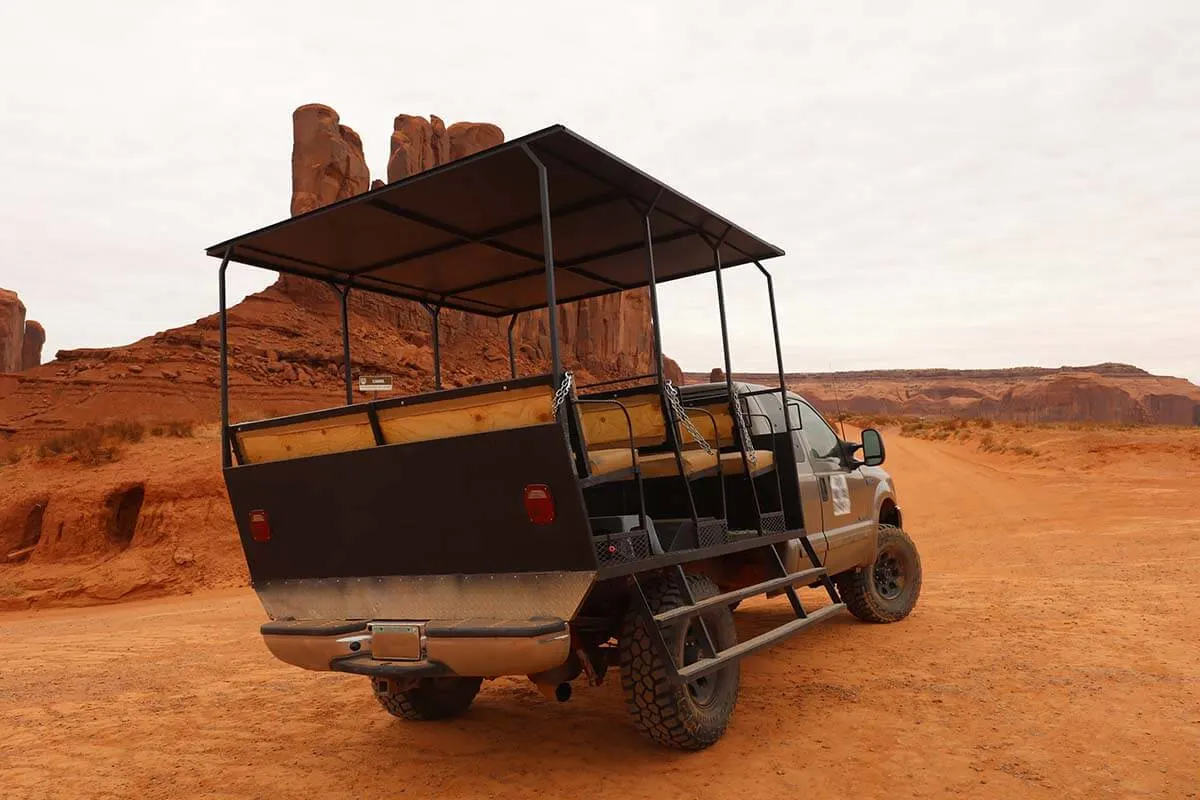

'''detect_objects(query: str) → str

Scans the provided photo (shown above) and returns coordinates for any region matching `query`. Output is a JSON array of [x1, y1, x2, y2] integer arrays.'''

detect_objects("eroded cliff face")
[[289, 104, 371, 217], [0, 290, 45, 374], [21, 321, 45, 371], [286, 108, 658, 379], [0, 290, 24, 373], [705, 364, 1200, 425], [0, 105, 669, 444]]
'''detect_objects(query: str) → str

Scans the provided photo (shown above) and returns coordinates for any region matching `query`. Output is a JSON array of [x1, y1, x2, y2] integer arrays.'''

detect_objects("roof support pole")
[[712, 245, 736, 413], [338, 285, 353, 404], [642, 191, 666, 382], [421, 302, 443, 390], [217, 246, 232, 469], [520, 145, 561, 385], [754, 261, 791, 439], [507, 313, 519, 379], [644, 193, 702, 531], [716, 242, 762, 525]]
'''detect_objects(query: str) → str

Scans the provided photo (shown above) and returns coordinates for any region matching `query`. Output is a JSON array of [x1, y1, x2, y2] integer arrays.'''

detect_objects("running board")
[[676, 603, 846, 681], [653, 567, 827, 625]]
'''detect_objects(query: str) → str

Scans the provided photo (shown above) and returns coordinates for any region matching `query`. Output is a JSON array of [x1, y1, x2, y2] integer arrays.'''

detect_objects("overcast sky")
[[1, 1, 1196, 382]]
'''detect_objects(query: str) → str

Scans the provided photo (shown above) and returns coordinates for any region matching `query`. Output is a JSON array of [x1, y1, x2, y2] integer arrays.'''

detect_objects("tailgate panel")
[[224, 423, 596, 582]]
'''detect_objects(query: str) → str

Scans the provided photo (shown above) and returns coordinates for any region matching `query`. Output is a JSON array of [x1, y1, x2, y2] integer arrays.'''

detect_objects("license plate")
[[368, 622, 422, 660]]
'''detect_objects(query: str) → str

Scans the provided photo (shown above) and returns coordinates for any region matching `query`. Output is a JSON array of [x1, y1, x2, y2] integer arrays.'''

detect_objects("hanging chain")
[[665, 380, 713, 456], [734, 397, 758, 469], [552, 370, 574, 417]]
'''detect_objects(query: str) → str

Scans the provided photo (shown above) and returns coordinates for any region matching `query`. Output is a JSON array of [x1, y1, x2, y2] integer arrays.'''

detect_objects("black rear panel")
[[224, 424, 596, 582]]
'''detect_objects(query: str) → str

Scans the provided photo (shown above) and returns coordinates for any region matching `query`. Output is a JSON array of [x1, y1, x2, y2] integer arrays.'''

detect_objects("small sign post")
[[358, 375, 393, 393]]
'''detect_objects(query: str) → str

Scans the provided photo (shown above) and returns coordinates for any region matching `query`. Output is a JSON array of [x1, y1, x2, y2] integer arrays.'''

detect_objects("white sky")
[[1, 0, 1197, 383]]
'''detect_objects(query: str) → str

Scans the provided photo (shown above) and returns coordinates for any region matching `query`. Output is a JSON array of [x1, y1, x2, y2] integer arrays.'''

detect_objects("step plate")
[[676, 602, 846, 681]]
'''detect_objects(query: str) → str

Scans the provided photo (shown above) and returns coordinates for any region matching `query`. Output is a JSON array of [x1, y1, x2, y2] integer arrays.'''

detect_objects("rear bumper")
[[260, 617, 571, 678]]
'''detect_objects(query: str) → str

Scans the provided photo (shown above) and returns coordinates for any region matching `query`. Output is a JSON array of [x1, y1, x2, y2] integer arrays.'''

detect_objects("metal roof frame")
[[206, 125, 784, 318]]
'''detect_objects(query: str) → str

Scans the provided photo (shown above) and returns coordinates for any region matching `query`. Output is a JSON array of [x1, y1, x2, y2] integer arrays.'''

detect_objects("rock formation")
[[709, 367, 725, 383], [0, 289, 24, 373], [695, 364, 1200, 426], [0, 289, 44, 373], [21, 320, 44, 370], [373, 111, 659, 379], [289, 104, 371, 216], [386, 114, 436, 182], [664, 356, 685, 386], [447, 122, 504, 161], [385, 115, 501, 182]]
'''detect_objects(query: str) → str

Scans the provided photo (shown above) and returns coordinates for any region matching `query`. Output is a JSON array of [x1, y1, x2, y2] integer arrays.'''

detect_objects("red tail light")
[[524, 484, 556, 525], [249, 509, 271, 542]]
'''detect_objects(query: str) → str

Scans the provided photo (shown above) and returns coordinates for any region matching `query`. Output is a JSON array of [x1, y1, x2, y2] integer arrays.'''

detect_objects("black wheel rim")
[[681, 619, 717, 707], [872, 545, 907, 600]]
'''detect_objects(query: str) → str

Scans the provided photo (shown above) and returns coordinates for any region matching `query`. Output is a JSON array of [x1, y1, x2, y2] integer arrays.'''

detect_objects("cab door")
[[791, 399, 876, 575]]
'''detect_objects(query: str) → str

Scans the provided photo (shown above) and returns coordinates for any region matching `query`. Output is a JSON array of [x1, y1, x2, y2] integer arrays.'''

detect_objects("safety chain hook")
[[734, 398, 758, 469], [552, 370, 575, 418], [665, 380, 713, 455]]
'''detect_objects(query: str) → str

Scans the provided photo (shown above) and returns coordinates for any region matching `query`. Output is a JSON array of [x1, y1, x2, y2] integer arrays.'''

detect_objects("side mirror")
[[861, 428, 886, 467]]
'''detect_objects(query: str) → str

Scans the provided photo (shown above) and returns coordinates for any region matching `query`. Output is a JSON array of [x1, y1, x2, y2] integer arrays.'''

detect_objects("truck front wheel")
[[372, 676, 482, 721], [835, 525, 922, 623], [619, 574, 740, 750]]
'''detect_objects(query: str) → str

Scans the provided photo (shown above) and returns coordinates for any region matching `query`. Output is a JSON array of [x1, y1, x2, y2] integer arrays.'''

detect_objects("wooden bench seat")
[[576, 390, 775, 483], [234, 379, 555, 465]]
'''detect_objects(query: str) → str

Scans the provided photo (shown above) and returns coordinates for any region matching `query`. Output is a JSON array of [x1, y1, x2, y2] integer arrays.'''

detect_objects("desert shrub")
[[37, 427, 121, 465], [103, 420, 145, 443], [1010, 444, 1040, 457], [35, 419, 156, 465], [974, 417, 994, 429], [149, 420, 195, 438], [978, 433, 1007, 454]]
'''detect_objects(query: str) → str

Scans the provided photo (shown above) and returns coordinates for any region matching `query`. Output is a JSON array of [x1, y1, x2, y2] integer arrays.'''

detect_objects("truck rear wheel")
[[619, 574, 740, 750], [372, 676, 482, 721], [835, 525, 922, 623]]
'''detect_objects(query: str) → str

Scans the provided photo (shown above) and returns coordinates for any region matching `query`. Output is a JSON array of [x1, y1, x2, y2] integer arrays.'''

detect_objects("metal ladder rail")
[[631, 557, 842, 684]]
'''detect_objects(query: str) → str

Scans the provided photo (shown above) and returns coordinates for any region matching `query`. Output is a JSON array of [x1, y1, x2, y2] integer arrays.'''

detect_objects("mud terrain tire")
[[373, 676, 482, 721], [619, 574, 740, 749], [835, 525, 922, 623]]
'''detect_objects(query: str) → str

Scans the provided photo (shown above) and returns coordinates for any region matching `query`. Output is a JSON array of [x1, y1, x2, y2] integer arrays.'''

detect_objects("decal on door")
[[829, 474, 851, 516]]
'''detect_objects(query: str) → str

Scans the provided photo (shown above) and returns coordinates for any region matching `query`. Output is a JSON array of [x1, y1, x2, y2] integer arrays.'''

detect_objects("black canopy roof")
[[206, 125, 784, 317]]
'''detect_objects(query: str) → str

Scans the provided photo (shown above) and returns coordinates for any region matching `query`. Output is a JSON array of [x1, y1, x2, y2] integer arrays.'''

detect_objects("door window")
[[794, 401, 841, 462]]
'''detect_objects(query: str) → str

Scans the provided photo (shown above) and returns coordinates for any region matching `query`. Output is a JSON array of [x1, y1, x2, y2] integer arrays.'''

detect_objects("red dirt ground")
[[1, 425, 1197, 799]]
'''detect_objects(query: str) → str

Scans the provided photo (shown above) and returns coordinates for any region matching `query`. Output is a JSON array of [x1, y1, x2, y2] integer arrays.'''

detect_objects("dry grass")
[[35, 419, 196, 465], [842, 414, 1052, 458], [149, 421, 195, 438], [36, 426, 126, 465]]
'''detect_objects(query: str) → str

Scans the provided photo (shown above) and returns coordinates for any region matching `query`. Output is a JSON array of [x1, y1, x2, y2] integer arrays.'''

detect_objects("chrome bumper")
[[260, 618, 571, 678]]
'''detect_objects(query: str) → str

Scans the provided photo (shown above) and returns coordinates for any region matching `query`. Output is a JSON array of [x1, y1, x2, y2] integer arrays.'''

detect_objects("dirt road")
[[2, 429, 1198, 799]]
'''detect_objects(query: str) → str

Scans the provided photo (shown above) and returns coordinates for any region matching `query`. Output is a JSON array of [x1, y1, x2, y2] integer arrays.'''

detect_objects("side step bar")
[[677, 602, 846, 681], [653, 567, 827, 625]]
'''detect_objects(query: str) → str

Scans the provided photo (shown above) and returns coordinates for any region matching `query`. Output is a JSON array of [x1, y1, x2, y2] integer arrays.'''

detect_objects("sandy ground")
[[1, 429, 1198, 799]]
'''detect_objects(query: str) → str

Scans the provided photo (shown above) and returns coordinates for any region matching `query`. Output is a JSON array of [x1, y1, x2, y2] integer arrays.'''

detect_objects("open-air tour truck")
[[205, 125, 922, 749]]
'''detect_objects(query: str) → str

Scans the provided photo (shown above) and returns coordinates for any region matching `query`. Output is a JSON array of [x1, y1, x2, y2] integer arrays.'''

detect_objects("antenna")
[[829, 362, 848, 441]]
